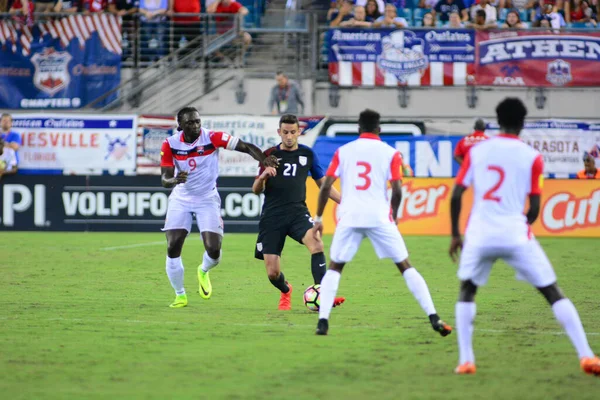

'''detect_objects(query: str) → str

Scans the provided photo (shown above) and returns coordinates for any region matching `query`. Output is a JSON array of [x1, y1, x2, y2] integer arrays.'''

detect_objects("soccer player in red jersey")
[[454, 119, 489, 166], [450, 98, 600, 375], [160, 107, 278, 308]]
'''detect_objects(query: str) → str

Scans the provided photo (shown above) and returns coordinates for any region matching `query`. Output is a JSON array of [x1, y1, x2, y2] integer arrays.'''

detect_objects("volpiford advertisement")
[[0, 175, 261, 232], [0, 15, 122, 109], [475, 30, 600, 87], [11, 114, 138, 174], [304, 178, 600, 237]]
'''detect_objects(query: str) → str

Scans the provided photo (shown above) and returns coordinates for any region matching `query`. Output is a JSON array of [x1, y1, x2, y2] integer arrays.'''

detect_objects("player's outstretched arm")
[[313, 175, 336, 238], [234, 140, 279, 168], [526, 194, 541, 225], [390, 179, 403, 221], [315, 177, 341, 204], [449, 184, 467, 262]]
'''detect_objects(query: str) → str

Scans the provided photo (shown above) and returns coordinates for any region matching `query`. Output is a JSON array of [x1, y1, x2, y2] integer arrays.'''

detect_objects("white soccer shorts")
[[329, 223, 409, 264], [162, 192, 224, 236], [458, 239, 557, 288]]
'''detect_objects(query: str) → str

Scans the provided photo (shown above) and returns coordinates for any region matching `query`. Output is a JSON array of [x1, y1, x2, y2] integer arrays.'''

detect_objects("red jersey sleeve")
[[530, 154, 544, 195], [455, 150, 472, 187], [326, 149, 341, 178], [389, 151, 403, 181], [160, 140, 174, 167], [454, 138, 466, 159], [209, 131, 239, 150]]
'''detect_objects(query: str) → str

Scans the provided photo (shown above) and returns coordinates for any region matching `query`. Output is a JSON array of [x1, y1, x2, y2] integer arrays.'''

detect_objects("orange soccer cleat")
[[278, 282, 293, 310], [581, 356, 600, 376], [454, 362, 477, 375], [333, 297, 346, 307]]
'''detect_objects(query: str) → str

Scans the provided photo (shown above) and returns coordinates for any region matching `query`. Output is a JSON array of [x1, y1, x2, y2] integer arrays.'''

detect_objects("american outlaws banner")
[[0, 15, 122, 109], [327, 28, 475, 87], [13, 113, 137, 174], [474, 30, 600, 87]]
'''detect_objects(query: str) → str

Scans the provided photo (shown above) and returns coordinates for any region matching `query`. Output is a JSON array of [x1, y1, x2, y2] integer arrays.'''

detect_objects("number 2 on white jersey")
[[483, 165, 505, 202]]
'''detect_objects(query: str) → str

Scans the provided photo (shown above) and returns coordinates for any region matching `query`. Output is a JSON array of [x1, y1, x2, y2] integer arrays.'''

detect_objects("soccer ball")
[[303, 284, 320, 312]]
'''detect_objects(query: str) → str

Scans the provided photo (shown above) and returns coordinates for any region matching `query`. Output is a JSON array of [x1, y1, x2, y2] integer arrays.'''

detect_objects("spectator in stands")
[[498, 0, 532, 11], [109, 0, 139, 18], [139, 0, 168, 62], [537, 3, 566, 27], [364, 0, 382, 20], [447, 10, 465, 25], [434, 0, 469, 23], [565, 0, 595, 22], [0, 137, 18, 180], [269, 71, 304, 115], [340, 6, 373, 26], [329, 0, 355, 26], [501, 9, 528, 26], [467, 8, 499, 28], [54, 0, 81, 12], [470, 0, 498, 23], [420, 0, 441, 10], [356, 0, 385, 12], [82, 0, 110, 13], [208, 0, 252, 51], [422, 11, 436, 25], [168, 0, 202, 58], [576, 152, 600, 179], [35, 0, 56, 13], [373, 3, 408, 27], [169, 0, 200, 22], [1, 114, 21, 162], [8, 0, 33, 26]]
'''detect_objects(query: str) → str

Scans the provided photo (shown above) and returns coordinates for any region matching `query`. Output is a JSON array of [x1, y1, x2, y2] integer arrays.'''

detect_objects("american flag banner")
[[0, 14, 122, 109], [327, 28, 476, 87]]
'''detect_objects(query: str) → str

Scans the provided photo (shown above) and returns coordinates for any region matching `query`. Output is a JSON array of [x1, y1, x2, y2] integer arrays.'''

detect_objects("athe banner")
[[12, 114, 137, 174], [327, 28, 475, 87], [486, 121, 600, 176], [136, 115, 325, 176], [474, 30, 600, 87], [0, 15, 122, 109], [304, 178, 600, 238]]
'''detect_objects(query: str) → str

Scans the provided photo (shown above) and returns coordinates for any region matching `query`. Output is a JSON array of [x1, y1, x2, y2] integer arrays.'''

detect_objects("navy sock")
[[311, 252, 327, 284], [269, 272, 289, 293]]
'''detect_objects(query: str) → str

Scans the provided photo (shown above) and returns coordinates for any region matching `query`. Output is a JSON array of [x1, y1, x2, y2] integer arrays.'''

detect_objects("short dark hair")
[[276, 71, 285, 77], [476, 9, 486, 19], [358, 109, 380, 133], [496, 97, 527, 134], [474, 119, 486, 131], [279, 114, 299, 128], [176, 106, 199, 131]]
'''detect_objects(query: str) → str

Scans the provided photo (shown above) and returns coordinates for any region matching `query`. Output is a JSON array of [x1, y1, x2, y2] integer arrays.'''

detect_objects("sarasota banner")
[[0, 15, 122, 109], [327, 28, 475, 87], [474, 30, 600, 87]]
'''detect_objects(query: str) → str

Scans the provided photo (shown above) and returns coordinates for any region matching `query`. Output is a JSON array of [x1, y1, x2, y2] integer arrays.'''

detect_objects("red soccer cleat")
[[581, 356, 600, 376], [454, 362, 476, 375], [333, 296, 346, 308], [278, 282, 293, 310]]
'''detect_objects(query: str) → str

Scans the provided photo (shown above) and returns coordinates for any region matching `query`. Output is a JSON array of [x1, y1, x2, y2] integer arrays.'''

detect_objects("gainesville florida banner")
[[12, 114, 137, 174], [136, 115, 325, 176], [327, 28, 475, 87], [475, 30, 600, 87], [305, 178, 600, 237], [0, 15, 122, 109], [487, 121, 600, 176]]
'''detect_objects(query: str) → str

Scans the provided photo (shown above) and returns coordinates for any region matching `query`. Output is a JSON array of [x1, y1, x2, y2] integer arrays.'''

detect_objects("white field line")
[[0, 316, 598, 336], [100, 241, 164, 251]]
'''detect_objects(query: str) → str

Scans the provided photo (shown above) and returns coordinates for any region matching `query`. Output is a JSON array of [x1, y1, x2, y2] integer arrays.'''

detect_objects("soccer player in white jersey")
[[312, 109, 453, 337], [160, 107, 279, 308], [449, 97, 600, 376]]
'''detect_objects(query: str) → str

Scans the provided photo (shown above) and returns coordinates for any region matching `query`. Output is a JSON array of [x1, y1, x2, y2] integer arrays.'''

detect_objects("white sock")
[[318, 270, 341, 320], [456, 302, 476, 365], [200, 250, 221, 273], [166, 256, 185, 295], [403, 268, 437, 316], [552, 298, 594, 359]]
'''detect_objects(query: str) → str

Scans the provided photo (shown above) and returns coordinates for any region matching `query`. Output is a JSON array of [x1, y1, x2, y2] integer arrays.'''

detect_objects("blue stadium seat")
[[568, 21, 597, 28], [519, 9, 529, 22], [400, 8, 413, 25], [499, 8, 509, 21], [413, 8, 431, 26]]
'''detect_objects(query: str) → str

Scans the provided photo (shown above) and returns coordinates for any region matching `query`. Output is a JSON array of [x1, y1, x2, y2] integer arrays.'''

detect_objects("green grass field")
[[1, 232, 599, 400]]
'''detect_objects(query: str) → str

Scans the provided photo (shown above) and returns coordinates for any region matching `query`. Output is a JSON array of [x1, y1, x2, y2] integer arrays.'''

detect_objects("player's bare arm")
[[449, 184, 467, 262], [251, 166, 277, 194], [526, 194, 541, 225], [390, 179, 403, 221], [314, 177, 341, 204], [234, 140, 279, 168], [313, 175, 336, 239], [161, 166, 188, 188], [454, 155, 463, 165]]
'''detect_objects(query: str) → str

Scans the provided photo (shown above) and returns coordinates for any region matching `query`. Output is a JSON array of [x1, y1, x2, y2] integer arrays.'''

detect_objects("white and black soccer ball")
[[303, 284, 320, 312]]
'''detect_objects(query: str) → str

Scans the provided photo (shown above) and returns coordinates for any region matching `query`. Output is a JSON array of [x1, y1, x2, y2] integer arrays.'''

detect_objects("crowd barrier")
[[327, 28, 600, 87], [1, 176, 598, 237]]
